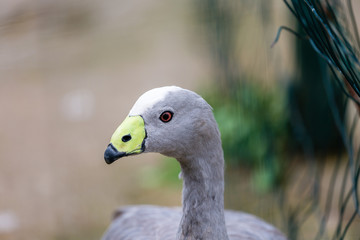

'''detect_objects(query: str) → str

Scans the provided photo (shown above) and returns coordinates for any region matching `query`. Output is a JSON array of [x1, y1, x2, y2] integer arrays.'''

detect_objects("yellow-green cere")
[[110, 115, 146, 155]]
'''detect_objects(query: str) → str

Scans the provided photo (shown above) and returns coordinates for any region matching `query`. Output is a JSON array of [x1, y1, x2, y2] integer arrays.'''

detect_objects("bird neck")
[[177, 136, 229, 240]]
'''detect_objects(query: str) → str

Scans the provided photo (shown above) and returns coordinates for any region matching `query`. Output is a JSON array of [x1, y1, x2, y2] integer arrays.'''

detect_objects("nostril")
[[122, 134, 132, 142]]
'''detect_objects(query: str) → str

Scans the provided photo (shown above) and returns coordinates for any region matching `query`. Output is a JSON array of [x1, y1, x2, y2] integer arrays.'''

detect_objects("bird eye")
[[160, 111, 173, 123]]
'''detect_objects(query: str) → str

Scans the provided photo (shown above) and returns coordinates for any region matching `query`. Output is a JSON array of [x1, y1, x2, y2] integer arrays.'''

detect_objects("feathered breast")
[[102, 206, 286, 240]]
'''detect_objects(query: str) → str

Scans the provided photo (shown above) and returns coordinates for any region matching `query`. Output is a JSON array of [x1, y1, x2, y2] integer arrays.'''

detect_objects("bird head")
[[104, 86, 217, 164]]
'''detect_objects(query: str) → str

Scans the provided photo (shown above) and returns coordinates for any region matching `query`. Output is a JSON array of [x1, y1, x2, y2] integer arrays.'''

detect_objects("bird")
[[102, 86, 287, 240]]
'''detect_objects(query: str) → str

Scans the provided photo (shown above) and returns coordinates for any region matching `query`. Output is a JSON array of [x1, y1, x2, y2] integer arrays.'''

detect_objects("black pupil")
[[161, 112, 172, 122]]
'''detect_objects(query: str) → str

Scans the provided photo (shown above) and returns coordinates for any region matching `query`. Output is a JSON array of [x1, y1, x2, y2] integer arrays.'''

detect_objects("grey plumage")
[[103, 206, 285, 240], [102, 86, 287, 240]]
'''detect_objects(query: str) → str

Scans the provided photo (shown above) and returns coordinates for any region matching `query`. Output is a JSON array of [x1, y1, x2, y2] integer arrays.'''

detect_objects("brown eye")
[[160, 111, 173, 123]]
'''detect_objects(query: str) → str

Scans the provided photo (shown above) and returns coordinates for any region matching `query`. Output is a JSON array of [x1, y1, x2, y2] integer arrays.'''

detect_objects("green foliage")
[[204, 82, 289, 191], [139, 158, 182, 189]]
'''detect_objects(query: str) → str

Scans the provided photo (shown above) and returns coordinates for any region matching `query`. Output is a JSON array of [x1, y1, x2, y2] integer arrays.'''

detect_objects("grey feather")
[[102, 87, 287, 240], [103, 206, 285, 240]]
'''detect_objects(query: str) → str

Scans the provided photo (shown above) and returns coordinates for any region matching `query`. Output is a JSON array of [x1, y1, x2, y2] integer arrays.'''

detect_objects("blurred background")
[[0, 0, 359, 239]]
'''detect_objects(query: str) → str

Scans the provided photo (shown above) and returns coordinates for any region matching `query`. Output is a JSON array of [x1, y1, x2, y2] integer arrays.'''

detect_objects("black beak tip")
[[104, 144, 126, 164]]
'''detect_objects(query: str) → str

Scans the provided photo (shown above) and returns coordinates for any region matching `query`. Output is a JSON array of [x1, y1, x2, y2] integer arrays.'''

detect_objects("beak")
[[104, 115, 146, 164], [104, 144, 126, 164]]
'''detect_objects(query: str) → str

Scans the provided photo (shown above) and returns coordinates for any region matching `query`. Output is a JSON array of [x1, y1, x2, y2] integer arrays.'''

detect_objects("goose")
[[102, 86, 287, 240]]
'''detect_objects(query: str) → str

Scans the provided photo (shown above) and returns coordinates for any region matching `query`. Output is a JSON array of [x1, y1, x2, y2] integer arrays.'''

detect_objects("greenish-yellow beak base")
[[104, 115, 146, 164]]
